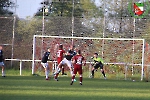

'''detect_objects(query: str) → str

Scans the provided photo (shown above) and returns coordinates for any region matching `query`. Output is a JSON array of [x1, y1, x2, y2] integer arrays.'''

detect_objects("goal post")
[[32, 35, 145, 81]]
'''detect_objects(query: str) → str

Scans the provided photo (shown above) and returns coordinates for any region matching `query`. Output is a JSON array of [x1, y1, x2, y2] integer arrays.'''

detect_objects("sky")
[[12, 0, 42, 18]]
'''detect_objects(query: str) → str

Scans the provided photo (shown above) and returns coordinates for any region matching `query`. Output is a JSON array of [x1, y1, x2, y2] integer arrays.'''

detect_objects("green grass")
[[0, 70, 150, 100]]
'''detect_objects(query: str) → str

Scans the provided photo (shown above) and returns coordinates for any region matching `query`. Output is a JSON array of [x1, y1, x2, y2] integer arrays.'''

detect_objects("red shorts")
[[73, 64, 82, 75]]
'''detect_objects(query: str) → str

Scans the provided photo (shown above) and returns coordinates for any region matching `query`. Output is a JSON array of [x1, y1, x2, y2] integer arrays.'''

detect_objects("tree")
[[34, 0, 103, 37], [0, 0, 15, 44], [35, 0, 84, 17], [0, 0, 15, 43], [92, 0, 150, 39], [0, 0, 14, 16], [16, 17, 42, 40]]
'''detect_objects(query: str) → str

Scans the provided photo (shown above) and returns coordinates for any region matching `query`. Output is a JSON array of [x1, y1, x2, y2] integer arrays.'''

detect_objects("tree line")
[[0, 0, 150, 68]]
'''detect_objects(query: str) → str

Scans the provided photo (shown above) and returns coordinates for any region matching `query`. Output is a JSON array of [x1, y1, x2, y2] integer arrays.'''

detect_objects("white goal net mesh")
[[32, 35, 145, 81]]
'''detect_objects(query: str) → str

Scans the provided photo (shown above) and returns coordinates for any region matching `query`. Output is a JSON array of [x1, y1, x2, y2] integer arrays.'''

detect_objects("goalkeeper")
[[90, 53, 106, 79]]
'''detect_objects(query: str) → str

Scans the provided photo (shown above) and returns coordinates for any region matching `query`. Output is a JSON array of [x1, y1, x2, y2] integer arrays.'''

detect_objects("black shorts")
[[94, 63, 103, 69]]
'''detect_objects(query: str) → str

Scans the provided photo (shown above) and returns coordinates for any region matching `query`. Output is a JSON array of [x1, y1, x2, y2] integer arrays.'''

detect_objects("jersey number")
[[76, 57, 82, 64]]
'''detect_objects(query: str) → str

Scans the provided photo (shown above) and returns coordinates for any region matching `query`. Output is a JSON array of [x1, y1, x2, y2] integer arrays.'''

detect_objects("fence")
[[0, 0, 150, 81], [5, 58, 149, 81]]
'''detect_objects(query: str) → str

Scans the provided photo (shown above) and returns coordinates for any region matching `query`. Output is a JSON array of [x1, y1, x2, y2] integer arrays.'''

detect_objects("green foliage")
[[33, 0, 104, 36], [35, 0, 89, 17], [16, 17, 42, 39]]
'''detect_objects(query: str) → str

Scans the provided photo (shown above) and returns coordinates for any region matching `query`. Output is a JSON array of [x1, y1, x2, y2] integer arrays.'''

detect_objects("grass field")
[[0, 70, 150, 100]]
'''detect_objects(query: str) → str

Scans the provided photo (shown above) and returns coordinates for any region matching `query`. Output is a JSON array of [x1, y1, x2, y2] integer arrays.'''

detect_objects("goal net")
[[32, 35, 145, 81]]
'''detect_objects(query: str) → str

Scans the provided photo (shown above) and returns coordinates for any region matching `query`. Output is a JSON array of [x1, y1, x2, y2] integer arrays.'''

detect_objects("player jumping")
[[56, 44, 66, 75], [54, 45, 76, 81], [54, 51, 74, 81]]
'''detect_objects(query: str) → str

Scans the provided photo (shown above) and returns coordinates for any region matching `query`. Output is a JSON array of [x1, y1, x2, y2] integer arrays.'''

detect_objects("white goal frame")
[[32, 35, 145, 81]]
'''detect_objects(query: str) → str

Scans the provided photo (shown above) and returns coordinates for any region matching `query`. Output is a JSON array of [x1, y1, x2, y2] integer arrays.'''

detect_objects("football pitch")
[[0, 73, 150, 100]]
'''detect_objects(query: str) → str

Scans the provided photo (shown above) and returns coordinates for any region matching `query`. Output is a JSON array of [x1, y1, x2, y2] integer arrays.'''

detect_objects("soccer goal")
[[32, 35, 145, 81]]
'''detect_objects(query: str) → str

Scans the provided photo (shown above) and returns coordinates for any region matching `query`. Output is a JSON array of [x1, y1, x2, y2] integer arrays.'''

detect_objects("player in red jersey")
[[54, 50, 74, 81], [54, 45, 77, 81], [70, 50, 86, 85], [56, 44, 66, 75]]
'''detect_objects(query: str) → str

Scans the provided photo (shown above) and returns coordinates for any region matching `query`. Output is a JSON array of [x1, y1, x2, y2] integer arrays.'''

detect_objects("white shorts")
[[61, 58, 73, 69], [0, 62, 5, 66], [41, 62, 48, 68]]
